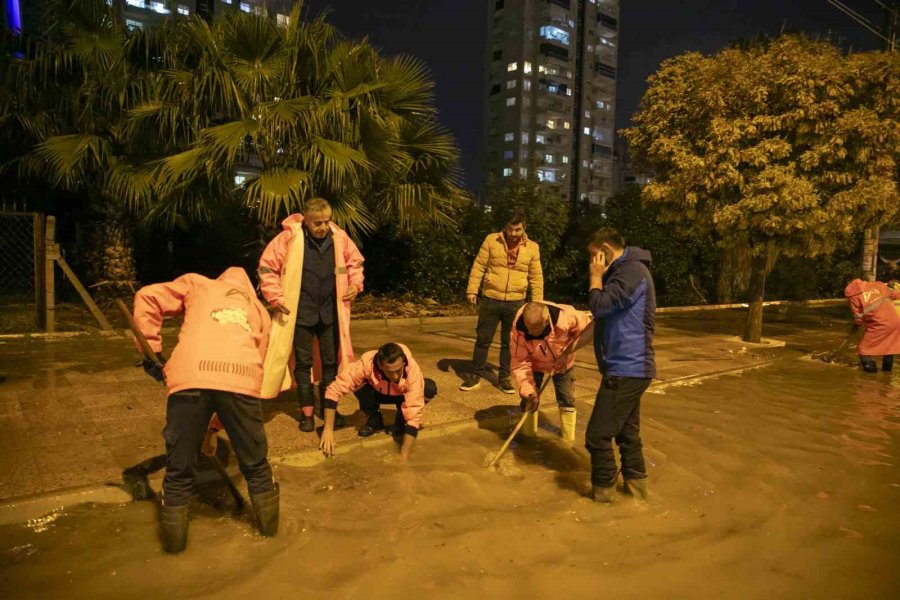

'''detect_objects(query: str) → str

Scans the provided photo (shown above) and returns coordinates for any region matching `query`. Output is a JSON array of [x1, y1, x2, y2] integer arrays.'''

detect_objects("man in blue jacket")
[[586, 228, 656, 503]]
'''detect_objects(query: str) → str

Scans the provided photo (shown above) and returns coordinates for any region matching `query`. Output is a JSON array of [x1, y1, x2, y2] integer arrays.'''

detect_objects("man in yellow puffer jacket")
[[462, 211, 543, 393]]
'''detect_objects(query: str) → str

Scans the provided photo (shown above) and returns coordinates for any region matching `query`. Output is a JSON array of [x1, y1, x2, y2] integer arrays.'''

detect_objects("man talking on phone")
[[585, 228, 656, 504]]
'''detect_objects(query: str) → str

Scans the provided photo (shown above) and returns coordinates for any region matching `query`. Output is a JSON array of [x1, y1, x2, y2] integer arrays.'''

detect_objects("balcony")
[[592, 144, 613, 157], [594, 62, 616, 80], [545, 0, 571, 9], [540, 43, 570, 62], [597, 12, 618, 31]]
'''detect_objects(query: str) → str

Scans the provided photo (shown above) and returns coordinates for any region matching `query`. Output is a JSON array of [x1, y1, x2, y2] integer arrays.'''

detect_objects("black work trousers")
[[584, 376, 651, 488], [472, 298, 525, 379], [356, 379, 438, 424], [293, 319, 338, 409], [162, 389, 273, 506]]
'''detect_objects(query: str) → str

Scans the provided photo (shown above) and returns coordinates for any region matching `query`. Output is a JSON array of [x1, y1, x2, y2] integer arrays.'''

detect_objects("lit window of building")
[[584, 127, 590, 135], [276, 13, 290, 26], [545, 154, 553, 163], [521, 132, 529, 144], [535, 134, 546, 144], [149, 1, 169, 14], [563, 121, 570, 129], [519, 167, 528, 178], [176, 4, 189, 15], [507, 61, 518, 72], [240, 2, 251, 12], [126, 0, 145, 8], [540, 26, 569, 45], [504, 132, 514, 142], [547, 120, 556, 129], [582, 160, 589, 168], [507, 80, 517, 89], [584, 110, 591, 119], [506, 97, 516, 107], [523, 79, 531, 91], [503, 168, 513, 177], [125, 19, 144, 30], [562, 155, 569, 164], [504, 150, 514, 159], [523, 61, 532, 74]]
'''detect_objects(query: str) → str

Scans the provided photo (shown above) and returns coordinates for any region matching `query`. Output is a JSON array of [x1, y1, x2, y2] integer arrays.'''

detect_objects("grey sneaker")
[[459, 374, 481, 391], [498, 377, 515, 394]]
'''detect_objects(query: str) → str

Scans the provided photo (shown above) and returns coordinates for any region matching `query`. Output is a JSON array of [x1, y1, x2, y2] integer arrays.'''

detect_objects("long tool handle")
[[487, 318, 595, 468], [208, 454, 246, 509], [488, 411, 531, 468], [116, 299, 163, 367]]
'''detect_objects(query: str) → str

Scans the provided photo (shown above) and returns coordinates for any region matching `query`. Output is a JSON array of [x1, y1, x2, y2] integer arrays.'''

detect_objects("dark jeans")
[[162, 390, 273, 506], [472, 298, 525, 379], [860, 355, 894, 372], [585, 376, 651, 488], [356, 379, 438, 425], [293, 319, 338, 409], [533, 368, 576, 408]]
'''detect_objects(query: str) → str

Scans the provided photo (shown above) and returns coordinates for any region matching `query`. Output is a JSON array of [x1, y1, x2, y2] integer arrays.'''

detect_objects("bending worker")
[[511, 301, 592, 441], [844, 278, 900, 373], [133, 267, 279, 553]]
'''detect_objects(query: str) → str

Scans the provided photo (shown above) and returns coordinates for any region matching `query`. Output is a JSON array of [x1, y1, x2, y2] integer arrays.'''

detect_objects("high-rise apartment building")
[[120, 0, 294, 31], [484, 0, 619, 205], [2, 1, 295, 34]]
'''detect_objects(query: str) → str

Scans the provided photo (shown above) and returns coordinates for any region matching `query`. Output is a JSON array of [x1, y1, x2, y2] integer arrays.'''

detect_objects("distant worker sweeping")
[[844, 278, 900, 373]]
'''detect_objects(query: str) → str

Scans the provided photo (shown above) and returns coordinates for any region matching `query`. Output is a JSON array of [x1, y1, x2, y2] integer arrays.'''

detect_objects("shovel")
[[485, 318, 595, 468]]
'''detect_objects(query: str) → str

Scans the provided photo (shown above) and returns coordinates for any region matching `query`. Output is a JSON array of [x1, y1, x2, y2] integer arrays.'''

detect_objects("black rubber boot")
[[591, 485, 616, 504], [250, 483, 280, 537], [358, 412, 384, 437], [624, 477, 649, 501], [159, 503, 189, 553], [298, 412, 315, 433]]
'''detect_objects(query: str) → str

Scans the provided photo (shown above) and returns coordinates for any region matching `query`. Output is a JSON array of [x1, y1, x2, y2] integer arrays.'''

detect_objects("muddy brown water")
[[1, 360, 899, 599]]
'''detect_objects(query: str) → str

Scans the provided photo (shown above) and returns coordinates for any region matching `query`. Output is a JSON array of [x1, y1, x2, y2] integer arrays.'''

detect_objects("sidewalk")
[[0, 305, 851, 504]]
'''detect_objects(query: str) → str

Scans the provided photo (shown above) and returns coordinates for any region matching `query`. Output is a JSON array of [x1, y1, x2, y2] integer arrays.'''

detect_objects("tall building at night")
[[2, 1, 295, 34], [484, 0, 619, 205], [119, 0, 294, 32]]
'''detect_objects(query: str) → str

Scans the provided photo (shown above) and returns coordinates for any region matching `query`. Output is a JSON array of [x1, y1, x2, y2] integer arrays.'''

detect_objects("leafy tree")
[[1, 0, 155, 297], [120, 5, 466, 236], [602, 185, 716, 306], [623, 35, 900, 342]]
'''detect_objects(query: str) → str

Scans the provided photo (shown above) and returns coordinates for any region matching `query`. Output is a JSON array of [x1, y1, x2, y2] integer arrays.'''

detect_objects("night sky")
[[303, 0, 886, 192]]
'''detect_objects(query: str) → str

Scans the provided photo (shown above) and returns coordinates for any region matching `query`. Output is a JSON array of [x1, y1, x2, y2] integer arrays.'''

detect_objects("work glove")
[[142, 352, 166, 383], [519, 393, 539, 412]]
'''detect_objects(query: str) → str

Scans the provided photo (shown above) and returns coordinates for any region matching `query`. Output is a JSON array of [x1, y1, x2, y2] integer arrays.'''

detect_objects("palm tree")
[[122, 4, 467, 236], [2, 0, 156, 298]]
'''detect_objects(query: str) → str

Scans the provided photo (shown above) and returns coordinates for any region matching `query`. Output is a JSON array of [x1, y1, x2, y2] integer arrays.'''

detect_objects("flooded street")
[[1, 359, 899, 599]]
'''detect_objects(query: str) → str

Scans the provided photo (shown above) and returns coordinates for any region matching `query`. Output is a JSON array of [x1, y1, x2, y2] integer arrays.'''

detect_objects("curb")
[[0, 298, 846, 339]]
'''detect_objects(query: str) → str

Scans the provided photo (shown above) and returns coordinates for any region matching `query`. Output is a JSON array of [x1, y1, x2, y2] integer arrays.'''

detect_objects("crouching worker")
[[844, 278, 900, 373], [511, 302, 592, 441], [134, 267, 279, 553], [320, 343, 437, 461]]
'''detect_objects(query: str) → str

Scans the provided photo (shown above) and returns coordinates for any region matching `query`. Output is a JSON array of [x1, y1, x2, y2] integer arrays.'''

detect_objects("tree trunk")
[[742, 253, 768, 343], [717, 245, 751, 304], [87, 202, 137, 302]]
